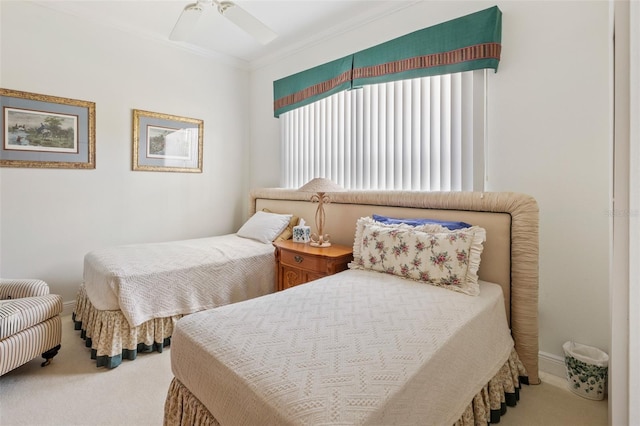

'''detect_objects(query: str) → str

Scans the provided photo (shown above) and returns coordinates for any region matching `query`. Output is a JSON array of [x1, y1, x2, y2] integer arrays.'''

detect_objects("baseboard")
[[62, 300, 76, 318], [539, 350, 567, 382]]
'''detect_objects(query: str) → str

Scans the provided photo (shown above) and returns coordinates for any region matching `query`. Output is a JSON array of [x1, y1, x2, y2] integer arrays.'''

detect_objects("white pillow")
[[237, 211, 293, 244]]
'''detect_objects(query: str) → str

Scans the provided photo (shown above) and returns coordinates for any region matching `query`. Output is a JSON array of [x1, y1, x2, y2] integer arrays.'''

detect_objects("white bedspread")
[[83, 234, 276, 327], [171, 269, 514, 426]]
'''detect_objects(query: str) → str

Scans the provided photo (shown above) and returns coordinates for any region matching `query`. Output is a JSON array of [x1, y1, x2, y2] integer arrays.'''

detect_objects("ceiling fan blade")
[[169, 3, 205, 41], [217, 1, 277, 45]]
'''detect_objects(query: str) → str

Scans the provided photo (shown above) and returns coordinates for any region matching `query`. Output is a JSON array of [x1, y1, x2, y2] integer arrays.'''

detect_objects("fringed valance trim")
[[273, 69, 352, 114], [164, 347, 528, 425], [352, 42, 501, 85], [273, 55, 353, 117], [72, 283, 182, 369]]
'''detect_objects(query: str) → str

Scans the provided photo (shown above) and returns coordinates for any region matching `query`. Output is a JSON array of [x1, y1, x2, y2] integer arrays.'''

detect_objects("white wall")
[[0, 0, 614, 382], [249, 1, 611, 368], [0, 1, 251, 304]]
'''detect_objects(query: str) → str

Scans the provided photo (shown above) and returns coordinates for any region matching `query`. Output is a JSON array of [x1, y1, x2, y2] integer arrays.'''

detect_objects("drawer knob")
[[294, 255, 304, 263]]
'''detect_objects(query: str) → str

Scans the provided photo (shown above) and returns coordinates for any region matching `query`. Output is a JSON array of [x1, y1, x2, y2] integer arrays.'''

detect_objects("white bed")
[[163, 189, 540, 425], [73, 210, 299, 368], [169, 271, 522, 425]]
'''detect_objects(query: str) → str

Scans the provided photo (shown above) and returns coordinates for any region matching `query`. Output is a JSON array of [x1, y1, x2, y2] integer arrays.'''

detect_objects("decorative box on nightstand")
[[273, 239, 353, 291]]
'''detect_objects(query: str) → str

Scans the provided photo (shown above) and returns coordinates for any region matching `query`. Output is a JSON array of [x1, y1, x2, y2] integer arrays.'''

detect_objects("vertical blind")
[[281, 70, 486, 191]]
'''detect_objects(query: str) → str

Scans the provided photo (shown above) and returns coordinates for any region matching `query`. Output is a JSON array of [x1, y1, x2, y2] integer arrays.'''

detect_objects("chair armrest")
[[0, 279, 50, 299]]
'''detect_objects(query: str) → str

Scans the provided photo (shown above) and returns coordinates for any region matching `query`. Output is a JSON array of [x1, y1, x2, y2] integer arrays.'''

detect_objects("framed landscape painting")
[[0, 89, 96, 169], [132, 109, 203, 173]]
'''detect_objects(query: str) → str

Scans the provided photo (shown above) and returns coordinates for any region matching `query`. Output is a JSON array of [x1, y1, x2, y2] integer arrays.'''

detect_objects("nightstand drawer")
[[280, 250, 324, 273], [273, 240, 353, 292]]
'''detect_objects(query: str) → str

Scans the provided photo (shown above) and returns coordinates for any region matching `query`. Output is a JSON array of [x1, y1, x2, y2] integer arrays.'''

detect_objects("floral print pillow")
[[350, 218, 486, 296], [351, 216, 450, 263]]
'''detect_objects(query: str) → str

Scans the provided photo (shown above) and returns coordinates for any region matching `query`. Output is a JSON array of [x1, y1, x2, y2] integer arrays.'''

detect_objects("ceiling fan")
[[170, 0, 277, 45]]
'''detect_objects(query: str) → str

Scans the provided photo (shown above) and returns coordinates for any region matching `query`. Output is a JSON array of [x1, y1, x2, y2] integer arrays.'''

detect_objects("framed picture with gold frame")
[[132, 109, 203, 173], [0, 88, 96, 169]]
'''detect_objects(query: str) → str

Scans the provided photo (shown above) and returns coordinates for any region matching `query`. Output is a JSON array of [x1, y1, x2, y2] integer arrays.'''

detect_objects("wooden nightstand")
[[273, 240, 353, 291]]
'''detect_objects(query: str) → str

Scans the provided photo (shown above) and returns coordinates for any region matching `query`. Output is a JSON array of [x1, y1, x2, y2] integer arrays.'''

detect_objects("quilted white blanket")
[[171, 269, 514, 425], [83, 234, 276, 327]]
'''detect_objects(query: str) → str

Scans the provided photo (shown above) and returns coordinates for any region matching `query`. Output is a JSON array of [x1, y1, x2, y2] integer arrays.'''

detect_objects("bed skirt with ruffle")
[[73, 283, 183, 368], [163, 348, 528, 426]]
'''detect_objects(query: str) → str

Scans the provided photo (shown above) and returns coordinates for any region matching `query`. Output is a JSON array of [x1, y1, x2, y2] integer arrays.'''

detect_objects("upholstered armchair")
[[0, 279, 63, 375]]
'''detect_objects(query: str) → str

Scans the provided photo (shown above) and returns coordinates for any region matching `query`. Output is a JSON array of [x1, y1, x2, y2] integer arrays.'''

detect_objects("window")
[[280, 69, 487, 191]]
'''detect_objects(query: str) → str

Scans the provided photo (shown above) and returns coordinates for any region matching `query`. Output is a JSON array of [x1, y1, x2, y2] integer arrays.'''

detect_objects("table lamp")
[[298, 178, 344, 247]]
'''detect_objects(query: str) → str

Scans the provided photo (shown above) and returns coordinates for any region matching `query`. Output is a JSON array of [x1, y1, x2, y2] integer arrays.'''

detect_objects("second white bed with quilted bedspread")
[[170, 269, 515, 426], [83, 233, 277, 327]]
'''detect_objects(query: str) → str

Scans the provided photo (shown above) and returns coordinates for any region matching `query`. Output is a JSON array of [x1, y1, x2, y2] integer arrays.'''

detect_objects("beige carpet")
[[0, 315, 608, 426], [499, 372, 608, 426]]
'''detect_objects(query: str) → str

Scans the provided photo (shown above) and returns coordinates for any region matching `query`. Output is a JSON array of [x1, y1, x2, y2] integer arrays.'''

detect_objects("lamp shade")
[[298, 178, 344, 193]]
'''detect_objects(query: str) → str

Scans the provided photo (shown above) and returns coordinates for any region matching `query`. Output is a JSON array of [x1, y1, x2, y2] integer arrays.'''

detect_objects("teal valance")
[[273, 56, 353, 117], [273, 6, 502, 118]]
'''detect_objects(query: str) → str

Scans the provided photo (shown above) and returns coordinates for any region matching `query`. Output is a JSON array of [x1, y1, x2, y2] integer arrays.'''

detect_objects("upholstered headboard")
[[250, 189, 540, 385]]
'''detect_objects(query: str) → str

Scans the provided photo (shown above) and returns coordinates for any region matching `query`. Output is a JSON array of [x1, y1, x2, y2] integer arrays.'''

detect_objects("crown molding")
[[248, 1, 421, 71]]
